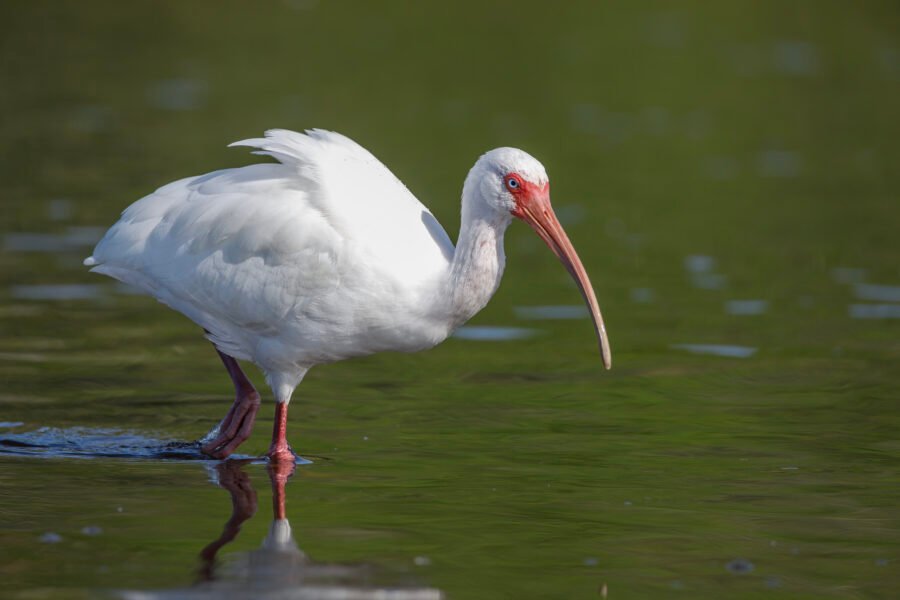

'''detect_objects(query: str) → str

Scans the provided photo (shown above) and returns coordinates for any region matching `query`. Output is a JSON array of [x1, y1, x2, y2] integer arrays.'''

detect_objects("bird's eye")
[[506, 177, 519, 189]]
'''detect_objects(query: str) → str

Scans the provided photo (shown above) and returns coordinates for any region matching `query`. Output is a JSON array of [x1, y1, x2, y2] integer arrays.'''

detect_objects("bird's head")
[[465, 148, 612, 369]]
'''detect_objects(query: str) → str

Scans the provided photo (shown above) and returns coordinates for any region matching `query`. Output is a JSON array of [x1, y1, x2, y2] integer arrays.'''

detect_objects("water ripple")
[[10, 284, 105, 301], [725, 300, 769, 315], [514, 305, 587, 320], [453, 326, 537, 341], [853, 283, 900, 302], [0, 426, 222, 461], [671, 344, 758, 358], [849, 304, 900, 319]]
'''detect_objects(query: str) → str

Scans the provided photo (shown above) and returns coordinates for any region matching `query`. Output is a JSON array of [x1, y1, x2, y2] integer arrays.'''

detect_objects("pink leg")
[[266, 402, 296, 464], [200, 349, 261, 459]]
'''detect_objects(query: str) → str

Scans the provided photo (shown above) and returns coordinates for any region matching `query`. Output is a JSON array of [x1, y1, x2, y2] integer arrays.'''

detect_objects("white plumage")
[[87, 129, 610, 461]]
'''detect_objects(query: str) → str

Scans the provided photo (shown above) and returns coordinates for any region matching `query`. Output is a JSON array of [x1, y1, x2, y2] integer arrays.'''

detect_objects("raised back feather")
[[230, 129, 372, 170], [228, 129, 455, 282]]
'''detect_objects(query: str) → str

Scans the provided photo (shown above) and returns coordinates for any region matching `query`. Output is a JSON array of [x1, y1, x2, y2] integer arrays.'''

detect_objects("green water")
[[1, 2, 898, 598]]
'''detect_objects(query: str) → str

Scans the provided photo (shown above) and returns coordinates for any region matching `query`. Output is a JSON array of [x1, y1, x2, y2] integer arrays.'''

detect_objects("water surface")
[[1, 2, 898, 598]]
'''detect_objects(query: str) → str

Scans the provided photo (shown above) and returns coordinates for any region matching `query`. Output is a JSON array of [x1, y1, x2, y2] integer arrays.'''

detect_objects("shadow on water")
[[117, 460, 443, 600]]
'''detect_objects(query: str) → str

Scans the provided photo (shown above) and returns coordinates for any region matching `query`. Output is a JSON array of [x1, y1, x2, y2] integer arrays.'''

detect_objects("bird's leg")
[[200, 349, 261, 459], [266, 402, 297, 464]]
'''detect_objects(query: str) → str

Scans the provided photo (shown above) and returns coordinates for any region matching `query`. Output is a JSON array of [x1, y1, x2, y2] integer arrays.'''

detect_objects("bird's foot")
[[266, 445, 298, 465], [200, 391, 261, 459]]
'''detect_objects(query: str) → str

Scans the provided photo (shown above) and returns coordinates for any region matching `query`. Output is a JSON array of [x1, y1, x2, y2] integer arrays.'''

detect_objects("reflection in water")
[[757, 149, 802, 178], [848, 304, 900, 320], [146, 78, 209, 112], [772, 40, 820, 77], [629, 287, 655, 304], [10, 284, 105, 301], [121, 460, 442, 600], [683, 254, 715, 274], [853, 283, 900, 302], [724, 299, 768, 316], [452, 326, 536, 341], [683, 254, 728, 290], [4, 227, 105, 253], [671, 343, 757, 358], [830, 267, 866, 284], [514, 305, 588, 320]]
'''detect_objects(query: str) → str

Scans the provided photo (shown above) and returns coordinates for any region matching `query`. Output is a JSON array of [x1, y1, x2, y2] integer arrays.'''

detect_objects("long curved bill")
[[517, 196, 612, 369]]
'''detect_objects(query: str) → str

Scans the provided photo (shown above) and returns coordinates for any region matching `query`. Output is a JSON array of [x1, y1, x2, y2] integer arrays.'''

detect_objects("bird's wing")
[[229, 129, 455, 280], [86, 163, 352, 359], [85, 130, 455, 362]]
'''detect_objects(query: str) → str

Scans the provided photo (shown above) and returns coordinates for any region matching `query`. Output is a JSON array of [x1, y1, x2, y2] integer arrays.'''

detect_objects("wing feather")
[[229, 129, 454, 277], [85, 129, 455, 364]]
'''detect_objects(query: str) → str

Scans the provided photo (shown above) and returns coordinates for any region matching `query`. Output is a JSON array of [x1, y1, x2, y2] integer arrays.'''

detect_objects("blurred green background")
[[0, 1, 898, 598]]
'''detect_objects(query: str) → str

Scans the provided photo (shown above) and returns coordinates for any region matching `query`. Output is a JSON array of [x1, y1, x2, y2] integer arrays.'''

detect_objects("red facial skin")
[[504, 172, 612, 369], [506, 174, 550, 218]]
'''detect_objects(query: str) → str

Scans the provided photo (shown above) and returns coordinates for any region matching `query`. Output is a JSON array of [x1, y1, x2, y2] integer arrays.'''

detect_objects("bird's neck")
[[444, 205, 512, 330]]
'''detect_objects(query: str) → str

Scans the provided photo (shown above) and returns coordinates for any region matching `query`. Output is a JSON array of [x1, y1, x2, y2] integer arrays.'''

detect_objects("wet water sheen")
[[1, 2, 898, 599]]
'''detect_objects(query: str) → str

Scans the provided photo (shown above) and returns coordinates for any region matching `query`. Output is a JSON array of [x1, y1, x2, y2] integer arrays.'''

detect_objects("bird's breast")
[[264, 262, 453, 367]]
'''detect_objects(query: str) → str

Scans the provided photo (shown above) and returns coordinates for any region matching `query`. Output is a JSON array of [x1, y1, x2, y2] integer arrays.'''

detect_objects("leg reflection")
[[120, 459, 442, 599], [197, 459, 259, 582], [197, 459, 304, 583]]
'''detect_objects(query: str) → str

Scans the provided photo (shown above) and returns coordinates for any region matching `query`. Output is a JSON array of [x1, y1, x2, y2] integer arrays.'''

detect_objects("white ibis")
[[86, 129, 611, 463]]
